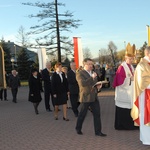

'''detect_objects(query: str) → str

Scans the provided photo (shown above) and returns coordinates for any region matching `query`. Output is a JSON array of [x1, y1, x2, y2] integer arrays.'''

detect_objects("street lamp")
[[11, 58, 15, 69], [14, 44, 18, 66], [14, 45, 16, 59]]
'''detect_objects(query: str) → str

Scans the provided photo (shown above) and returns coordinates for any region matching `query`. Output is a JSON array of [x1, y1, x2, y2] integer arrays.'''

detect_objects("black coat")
[[9, 74, 20, 89], [67, 70, 79, 94], [51, 72, 68, 105], [28, 75, 42, 103], [42, 68, 52, 88]]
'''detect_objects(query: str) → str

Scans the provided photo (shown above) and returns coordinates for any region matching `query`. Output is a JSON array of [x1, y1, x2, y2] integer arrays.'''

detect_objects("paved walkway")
[[0, 87, 150, 150]]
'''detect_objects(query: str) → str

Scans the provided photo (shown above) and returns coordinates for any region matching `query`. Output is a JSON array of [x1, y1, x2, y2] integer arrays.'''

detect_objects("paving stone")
[[0, 87, 149, 150]]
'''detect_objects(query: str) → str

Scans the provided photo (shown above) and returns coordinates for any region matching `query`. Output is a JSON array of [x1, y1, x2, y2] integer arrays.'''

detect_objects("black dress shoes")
[[63, 117, 69, 121], [76, 129, 83, 135], [95, 132, 107, 137], [55, 116, 58, 120]]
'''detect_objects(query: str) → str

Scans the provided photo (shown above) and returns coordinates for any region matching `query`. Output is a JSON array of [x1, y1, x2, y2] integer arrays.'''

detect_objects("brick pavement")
[[0, 86, 150, 150]]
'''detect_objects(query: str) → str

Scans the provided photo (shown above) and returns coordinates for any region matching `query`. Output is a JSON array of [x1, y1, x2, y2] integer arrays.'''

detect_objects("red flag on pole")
[[73, 37, 83, 69]]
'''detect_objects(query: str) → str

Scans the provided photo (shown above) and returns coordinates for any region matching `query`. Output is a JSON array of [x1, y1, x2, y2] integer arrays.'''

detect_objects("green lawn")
[[21, 81, 28, 86]]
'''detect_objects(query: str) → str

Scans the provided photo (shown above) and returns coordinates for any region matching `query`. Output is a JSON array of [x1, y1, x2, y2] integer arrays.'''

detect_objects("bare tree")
[[22, 1, 81, 62], [83, 47, 92, 58], [16, 26, 29, 47], [99, 48, 109, 64], [117, 49, 125, 62], [108, 41, 117, 66]]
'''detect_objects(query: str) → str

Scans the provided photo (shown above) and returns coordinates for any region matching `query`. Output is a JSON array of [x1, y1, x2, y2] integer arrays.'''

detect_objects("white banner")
[[37, 48, 47, 71]]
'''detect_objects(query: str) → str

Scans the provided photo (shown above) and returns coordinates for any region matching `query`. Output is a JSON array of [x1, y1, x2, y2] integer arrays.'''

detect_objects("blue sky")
[[1, 0, 150, 57]]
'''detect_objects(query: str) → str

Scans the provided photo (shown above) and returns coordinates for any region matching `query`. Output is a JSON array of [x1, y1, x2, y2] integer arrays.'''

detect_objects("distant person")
[[105, 65, 115, 88], [131, 46, 150, 145], [100, 66, 105, 81], [28, 68, 42, 114], [67, 62, 80, 117], [94, 63, 102, 81], [75, 58, 106, 136], [51, 62, 69, 121], [9, 70, 21, 103], [0, 71, 9, 101], [42, 62, 54, 112], [113, 43, 137, 130], [109, 66, 115, 88]]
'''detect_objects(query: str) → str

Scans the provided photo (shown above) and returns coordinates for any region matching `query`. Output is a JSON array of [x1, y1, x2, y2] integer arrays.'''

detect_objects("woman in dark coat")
[[51, 62, 69, 121], [28, 68, 42, 114]]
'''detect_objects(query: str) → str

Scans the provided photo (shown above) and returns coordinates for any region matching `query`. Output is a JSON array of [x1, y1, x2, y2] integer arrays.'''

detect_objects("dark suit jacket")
[[51, 72, 69, 95], [42, 68, 52, 89], [67, 70, 79, 95], [76, 70, 98, 103], [9, 75, 20, 89]]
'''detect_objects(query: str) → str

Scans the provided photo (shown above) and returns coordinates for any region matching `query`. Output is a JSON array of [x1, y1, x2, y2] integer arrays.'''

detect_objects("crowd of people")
[[1, 46, 150, 145]]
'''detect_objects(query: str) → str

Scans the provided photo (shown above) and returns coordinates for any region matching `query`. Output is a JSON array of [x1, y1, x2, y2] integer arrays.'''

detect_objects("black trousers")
[[70, 94, 80, 116], [11, 88, 18, 102], [76, 99, 102, 134], [44, 86, 54, 110], [0, 88, 7, 100]]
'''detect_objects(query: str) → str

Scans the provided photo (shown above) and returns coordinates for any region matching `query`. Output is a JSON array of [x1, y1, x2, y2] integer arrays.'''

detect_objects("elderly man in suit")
[[42, 62, 54, 112], [67, 62, 80, 117], [9, 70, 21, 103], [75, 58, 106, 137]]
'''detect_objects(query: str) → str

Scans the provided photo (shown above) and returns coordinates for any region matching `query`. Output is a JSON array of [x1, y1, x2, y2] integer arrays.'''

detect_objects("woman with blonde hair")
[[51, 62, 69, 121]]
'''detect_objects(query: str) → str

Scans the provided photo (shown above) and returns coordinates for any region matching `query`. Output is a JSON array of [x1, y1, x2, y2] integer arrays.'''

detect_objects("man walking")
[[75, 58, 106, 136], [42, 62, 54, 112], [9, 70, 20, 103], [67, 62, 80, 117]]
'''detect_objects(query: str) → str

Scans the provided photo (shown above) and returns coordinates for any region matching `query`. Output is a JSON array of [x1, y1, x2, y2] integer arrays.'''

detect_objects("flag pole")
[[146, 25, 150, 46]]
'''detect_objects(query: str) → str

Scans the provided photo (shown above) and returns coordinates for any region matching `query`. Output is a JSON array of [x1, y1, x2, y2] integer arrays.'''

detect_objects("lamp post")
[[14, 45, 17, 62], [11, 58, 15, 69], [14, 45, 16, 59]]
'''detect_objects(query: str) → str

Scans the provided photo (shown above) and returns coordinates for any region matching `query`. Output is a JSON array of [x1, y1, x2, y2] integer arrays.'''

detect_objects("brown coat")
[[76, 70, 98, 103]]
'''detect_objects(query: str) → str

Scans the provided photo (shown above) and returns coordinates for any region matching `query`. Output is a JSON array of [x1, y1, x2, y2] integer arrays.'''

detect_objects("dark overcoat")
[[67, 70, 79, 94], [51, 72, 68, 105], [28, 75, 42, 103]]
